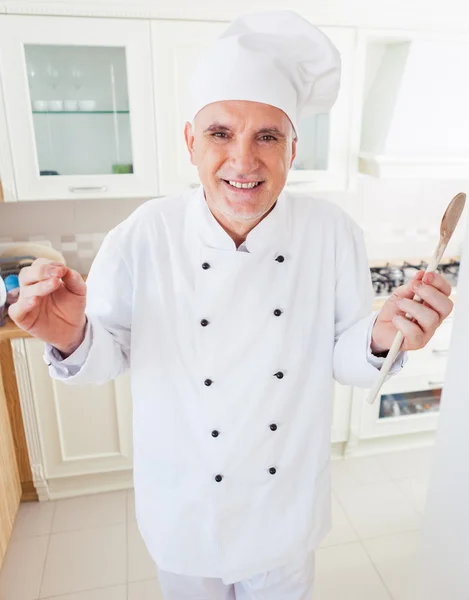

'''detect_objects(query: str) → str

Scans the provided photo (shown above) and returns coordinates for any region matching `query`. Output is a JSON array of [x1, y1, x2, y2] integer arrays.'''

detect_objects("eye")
[[212, 132, 229, 139], [259, 135, 277, 141]]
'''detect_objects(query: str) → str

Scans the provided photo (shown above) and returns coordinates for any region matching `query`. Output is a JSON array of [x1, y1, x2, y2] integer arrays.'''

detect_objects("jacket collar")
[[188, 185, 290, 256]]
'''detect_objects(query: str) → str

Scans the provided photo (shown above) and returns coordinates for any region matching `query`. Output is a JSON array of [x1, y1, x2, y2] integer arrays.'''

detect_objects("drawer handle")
[[428, 380, 445, 387], [432, 349, 448, 357], [68, 186, 108, 193]]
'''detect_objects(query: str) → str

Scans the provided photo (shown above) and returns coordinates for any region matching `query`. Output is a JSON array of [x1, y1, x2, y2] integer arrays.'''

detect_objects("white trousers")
[[157, 552, 315, 600]]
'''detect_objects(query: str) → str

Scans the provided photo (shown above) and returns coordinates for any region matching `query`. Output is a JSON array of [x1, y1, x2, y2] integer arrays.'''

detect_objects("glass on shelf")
[[379, 388, 442, 419], [25, 45, 133, 177], [292, 113, 330, 171]]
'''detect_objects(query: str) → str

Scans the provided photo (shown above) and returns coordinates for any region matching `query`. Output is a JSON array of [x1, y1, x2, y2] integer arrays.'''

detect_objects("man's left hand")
[[371, 271, 454, 354]]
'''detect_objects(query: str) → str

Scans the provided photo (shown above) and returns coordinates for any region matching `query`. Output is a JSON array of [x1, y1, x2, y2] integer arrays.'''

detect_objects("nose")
[[228, 136, 260, 176]]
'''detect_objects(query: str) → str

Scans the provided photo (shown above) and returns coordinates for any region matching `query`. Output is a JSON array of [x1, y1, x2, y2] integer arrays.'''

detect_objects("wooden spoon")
[[367, 192, 467, 405]]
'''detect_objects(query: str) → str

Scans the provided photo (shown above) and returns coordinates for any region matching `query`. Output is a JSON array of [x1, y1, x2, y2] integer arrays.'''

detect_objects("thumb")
[[61, 268, 87, 296]]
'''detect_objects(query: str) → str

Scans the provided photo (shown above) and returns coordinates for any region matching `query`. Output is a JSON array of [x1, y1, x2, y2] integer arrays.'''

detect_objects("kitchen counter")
[[0, 318, 32, 342]]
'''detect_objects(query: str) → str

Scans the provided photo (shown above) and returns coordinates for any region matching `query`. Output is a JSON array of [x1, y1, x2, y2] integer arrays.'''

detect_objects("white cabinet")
[[331, 382, 353, 443], [152, 20, 359, 196], [152, 20, 226, 197], [0, 15, 158, 201], [345, 316, 453, 455], [22, 338, 133, 498]]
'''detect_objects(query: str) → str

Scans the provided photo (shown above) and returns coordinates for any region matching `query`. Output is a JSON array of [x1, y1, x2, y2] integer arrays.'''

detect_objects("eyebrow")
[[203, 123, 286, 138]]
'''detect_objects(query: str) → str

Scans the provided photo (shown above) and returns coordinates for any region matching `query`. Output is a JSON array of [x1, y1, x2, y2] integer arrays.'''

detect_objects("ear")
[[184, 121, 196, 166]]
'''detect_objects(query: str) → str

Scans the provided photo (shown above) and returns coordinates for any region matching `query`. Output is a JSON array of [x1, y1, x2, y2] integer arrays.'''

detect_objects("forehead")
[[195, 100, 292, 131]]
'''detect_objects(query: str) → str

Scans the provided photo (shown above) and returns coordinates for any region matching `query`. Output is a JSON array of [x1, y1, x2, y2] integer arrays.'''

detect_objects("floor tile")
[[127, 489, 136, 522], [320, 495, 359, 548], [334, 480, 422, 539], [128, 522, 158, 582], [12, 500, 56, 539], [313, 542, 392, 600], [331, 456, 390, 492], [40, 524, 126, 598], [363, 531, 422, 600], [377, 447, 434, 482], [395, 478, 429, 514], [0, 535, 49, 600], [52, 491, 127, 533], [128, 578, 165, 600], [41, 584, 127, 600]]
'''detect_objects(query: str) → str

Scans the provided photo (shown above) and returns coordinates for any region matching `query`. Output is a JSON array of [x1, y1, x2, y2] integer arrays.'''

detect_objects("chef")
[[9, 10, 454, 600]]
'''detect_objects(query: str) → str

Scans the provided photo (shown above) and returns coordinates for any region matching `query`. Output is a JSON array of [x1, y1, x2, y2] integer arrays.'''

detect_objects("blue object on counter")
[[4, 274, 19, 291]]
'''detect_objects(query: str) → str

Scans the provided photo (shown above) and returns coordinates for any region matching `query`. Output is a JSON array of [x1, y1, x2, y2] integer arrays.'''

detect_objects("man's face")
[[184, 100, 296, 226]]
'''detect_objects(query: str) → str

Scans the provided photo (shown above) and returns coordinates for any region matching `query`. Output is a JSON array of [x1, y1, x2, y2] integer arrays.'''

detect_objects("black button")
[[211, 430, 219, 438], [200, 319, 209, 327], [202, 262, 211, 270], [274, 371, 284, 379], [215, 474, 223, 482], [270, 424, 278, 431], [204, 378, 213, 386], [273, 309, 282, 317], [269, 467, 277, 475], [275, 255, 285, 263]]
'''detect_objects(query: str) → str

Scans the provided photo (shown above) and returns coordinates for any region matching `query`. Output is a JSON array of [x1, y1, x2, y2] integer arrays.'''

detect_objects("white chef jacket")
[[45, 186, 405, 584]]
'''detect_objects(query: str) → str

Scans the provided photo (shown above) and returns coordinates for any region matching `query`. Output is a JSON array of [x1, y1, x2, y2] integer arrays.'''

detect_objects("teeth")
[[228, 181, 260, 189]]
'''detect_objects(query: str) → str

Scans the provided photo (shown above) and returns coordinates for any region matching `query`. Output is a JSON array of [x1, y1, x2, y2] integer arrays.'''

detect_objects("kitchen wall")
[[0, 175, 467, 274]]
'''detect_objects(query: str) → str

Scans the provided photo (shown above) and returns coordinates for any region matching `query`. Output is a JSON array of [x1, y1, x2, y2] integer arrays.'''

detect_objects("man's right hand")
[[8, 258, 87, 357]]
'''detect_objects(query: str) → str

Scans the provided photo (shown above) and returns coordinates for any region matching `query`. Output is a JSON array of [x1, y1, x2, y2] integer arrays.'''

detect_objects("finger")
[[393, 273, 424, 301], [396, 297, 440, 333], [392, 315, 426, 350], [412, 281, 454, 319], [61, 269, 86, 296], [8, 294, 38, 324], [19, 259, 66, 287], [421, 271, 452, 296], [20, 277, 61, 299]]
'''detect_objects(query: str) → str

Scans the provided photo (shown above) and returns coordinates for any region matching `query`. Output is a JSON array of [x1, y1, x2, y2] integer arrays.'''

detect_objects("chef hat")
[[188, 10, 341, 135]]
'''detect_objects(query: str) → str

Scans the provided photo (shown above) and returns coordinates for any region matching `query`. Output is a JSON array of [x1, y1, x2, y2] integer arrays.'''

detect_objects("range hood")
[[359, 36, 469, 178]]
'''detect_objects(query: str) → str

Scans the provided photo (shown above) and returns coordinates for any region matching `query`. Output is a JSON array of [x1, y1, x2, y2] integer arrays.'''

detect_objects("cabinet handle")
[[287, 181, 317, 186], [432, 349, 448, 357], [428, 380, 445, 387], [68, 186, 108, 193]]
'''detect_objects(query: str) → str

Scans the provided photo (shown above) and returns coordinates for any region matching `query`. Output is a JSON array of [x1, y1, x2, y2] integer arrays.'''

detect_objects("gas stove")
[[370, 260, 460, 297]]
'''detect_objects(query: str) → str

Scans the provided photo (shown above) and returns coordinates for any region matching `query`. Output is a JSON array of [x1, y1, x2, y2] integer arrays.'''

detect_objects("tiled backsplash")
[[0, 176, 467, 273]]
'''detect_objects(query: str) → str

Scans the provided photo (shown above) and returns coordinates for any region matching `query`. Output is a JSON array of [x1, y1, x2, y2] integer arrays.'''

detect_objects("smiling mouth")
[[222, 179, 264, 189]]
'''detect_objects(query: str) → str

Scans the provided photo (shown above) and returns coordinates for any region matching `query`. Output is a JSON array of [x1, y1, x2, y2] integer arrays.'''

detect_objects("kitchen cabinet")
[[152, 20, 359, 196], [0, 14, 158, 201], [331, 382, 353, 444], [345, 315, 453, 455], [0, 350, 21, 569], [22, 338, 133, 498]]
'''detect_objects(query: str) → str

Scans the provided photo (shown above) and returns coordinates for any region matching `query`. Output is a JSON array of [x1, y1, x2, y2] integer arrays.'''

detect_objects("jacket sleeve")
[[44, 229, 132, 385], [333, 219, 406, 387]]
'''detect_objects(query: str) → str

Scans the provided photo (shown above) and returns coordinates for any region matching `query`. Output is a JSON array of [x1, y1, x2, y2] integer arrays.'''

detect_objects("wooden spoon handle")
[[366, 241, 448, 405]]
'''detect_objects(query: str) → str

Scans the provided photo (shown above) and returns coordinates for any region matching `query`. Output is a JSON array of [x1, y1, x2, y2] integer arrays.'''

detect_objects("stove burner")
[[370, 260, 460, 296]]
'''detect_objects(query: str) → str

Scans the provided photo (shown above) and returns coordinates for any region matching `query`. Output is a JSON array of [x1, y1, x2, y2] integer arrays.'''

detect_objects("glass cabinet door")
[[26, 45, 133, 178], [0, 16, 157, 201]]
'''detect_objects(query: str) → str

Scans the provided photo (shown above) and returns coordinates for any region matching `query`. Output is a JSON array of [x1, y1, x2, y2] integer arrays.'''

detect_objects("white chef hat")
[[188, 10, 341, 136]]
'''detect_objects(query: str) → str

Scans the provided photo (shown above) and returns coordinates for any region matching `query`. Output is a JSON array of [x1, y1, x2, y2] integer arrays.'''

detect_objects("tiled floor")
[[0, 446, 433, 600]]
